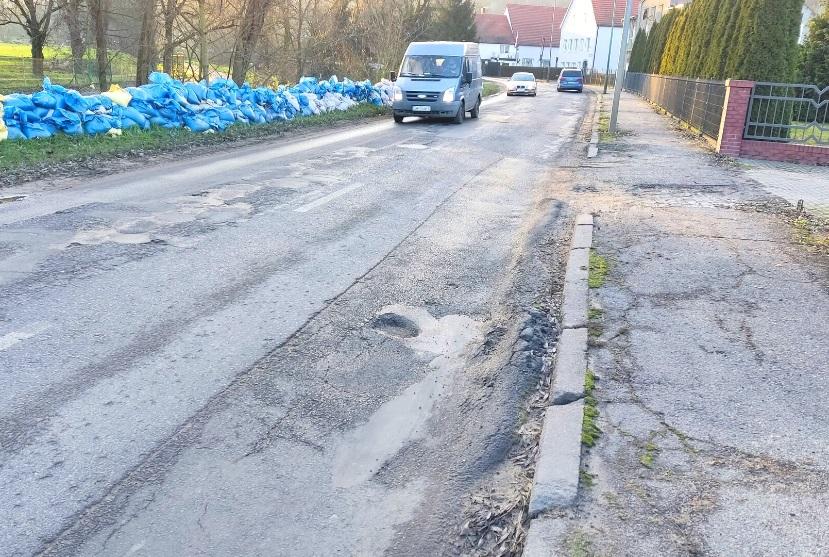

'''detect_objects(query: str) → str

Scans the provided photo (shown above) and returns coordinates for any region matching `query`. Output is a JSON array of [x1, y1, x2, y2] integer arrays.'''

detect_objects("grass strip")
[[0, 104, 388, 174], [588, 250, 610, 289], [582, 369, 601, 447]]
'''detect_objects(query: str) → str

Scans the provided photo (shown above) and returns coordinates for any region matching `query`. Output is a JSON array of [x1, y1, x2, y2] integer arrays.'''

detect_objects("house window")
[[500, 44, 510, 54], [521, 58, 533, 65], [587, 38, 591, 51]]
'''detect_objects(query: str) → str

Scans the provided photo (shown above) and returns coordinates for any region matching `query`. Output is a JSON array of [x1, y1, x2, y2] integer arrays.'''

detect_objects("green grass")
[[482, 82, 502, 97], [0, 42, 137, 93], [639, 439, 660, 468], [598, 112, 612, 141], [582, 370, 601, 447], [790, 123, 829, 144], [588, 250, 610, 289], [587, 307, 604, 338], [580, 469, 597, 488], [0, 104, 389, 174], [793, 216, 829, 251], [566, 530, 594, 557]]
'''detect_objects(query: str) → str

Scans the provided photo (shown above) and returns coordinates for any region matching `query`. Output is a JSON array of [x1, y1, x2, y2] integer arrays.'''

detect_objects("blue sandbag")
[[45, 108, 83, 135], [149, 116, 180, 129], [119, 106, 150, 129], [32, 90, 58, 109], [6, 124, 25, 140], [62, 90, 89, 113], [83, 113, 115, 135], [3, 94, 36, 111], [128, 99, 160, 119], [183, 114, 211, 133], [126, 86, 150, 101], [22, 121, 53, 139]]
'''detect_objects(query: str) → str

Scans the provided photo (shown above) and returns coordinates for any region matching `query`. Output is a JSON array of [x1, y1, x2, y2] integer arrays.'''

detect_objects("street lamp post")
[[602, 0, 617, 94], [609, 0, 634, 132]]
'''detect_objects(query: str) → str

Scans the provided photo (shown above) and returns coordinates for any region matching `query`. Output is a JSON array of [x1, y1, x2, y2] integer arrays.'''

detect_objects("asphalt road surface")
[[0, 84, 588, 556]]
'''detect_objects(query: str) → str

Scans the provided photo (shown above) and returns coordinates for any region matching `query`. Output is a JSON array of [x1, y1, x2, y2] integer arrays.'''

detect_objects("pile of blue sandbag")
[[0, 72, 395, 141]]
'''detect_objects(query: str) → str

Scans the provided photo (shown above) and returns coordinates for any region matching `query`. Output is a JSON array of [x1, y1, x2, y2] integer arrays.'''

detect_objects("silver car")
[[506, 72, 537, 97]]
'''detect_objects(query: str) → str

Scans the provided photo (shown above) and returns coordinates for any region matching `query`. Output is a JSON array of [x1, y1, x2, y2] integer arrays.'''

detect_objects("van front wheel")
[[453, 101, 465, 124], [469, 97, 480, 119]]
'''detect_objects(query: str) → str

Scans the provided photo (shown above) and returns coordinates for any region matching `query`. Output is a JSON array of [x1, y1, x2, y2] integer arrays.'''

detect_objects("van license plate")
[[412, 105, 431, 112]]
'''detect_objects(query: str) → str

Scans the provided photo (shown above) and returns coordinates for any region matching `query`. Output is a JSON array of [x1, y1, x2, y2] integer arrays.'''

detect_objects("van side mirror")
[[389, 71, 397, 82], [464, 71, 473, 84]]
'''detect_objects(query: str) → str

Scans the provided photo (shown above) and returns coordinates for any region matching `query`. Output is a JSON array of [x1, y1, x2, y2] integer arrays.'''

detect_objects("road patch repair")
[[523, 214, 594, 553]]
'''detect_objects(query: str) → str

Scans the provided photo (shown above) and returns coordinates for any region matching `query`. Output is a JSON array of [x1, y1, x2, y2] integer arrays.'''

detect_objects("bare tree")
[[134, 0, 156, 84], [0, 0, 59, 76], [87, 0, 109, 89], [58, 0, 86, 79], [231, 0, 272, 84]]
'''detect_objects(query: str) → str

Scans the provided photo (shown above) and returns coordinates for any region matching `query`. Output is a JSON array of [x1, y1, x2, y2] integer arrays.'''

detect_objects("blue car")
[[557, 69, 584, 93]]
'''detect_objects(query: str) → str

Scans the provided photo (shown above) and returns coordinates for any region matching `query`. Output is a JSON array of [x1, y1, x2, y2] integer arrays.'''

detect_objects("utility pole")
[[609, 0, 633, 133], [602, 0, 617, 94]]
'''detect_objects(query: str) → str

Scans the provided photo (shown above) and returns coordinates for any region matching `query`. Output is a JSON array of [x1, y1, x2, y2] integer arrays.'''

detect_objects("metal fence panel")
[[0, 56, 136, 94], [624, 72, 726, 140], [745, 83, 829, 146]]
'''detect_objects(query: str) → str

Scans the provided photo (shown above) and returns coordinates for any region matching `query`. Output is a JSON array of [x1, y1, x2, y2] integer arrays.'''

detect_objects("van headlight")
[[442, 87, 455, 102], [393, 86, 403, 102]]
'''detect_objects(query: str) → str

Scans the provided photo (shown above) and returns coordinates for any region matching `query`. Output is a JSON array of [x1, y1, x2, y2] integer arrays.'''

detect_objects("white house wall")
[[592, 27, 623, 73], [480, 43, 513, 61], [559, 0, 598, 69]]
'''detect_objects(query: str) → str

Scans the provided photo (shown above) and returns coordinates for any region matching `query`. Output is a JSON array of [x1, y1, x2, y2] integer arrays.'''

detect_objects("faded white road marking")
[[0, 323, 50, 351], [294, 183, 363, 213]]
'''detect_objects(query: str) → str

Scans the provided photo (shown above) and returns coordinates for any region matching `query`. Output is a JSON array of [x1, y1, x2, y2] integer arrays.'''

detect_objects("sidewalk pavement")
[[534, 91, 829, 556], [740, 159, 829, 221]]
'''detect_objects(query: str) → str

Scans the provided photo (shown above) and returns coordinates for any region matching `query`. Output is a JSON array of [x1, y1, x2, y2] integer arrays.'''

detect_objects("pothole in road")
[[371, 312, 421, 339]]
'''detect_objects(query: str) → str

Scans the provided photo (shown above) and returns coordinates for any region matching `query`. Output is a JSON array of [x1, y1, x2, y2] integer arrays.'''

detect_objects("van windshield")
[[400, 55, 463, 78]]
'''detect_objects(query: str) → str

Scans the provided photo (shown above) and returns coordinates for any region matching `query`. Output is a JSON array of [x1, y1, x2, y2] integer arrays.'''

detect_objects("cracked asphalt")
[[540, 91, 829, 556], [0, 84, 587, 556]]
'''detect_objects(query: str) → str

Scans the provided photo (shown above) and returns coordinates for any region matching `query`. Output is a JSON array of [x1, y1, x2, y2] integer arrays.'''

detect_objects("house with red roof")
[[475, 3, 569, 67], [475, 12, 518, 63], [558, 0, 640, 72]]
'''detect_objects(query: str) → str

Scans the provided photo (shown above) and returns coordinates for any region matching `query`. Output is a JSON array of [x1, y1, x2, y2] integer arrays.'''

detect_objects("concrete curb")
[[550, 328, 587, 405], [527, 400, 584, 516], [523, 214, 594, 555], [587, 95, 602, 159], [560, 215, 593, 330]]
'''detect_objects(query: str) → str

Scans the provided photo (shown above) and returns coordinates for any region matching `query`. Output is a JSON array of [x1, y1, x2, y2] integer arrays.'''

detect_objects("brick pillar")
[[716, 79, 755, 156]]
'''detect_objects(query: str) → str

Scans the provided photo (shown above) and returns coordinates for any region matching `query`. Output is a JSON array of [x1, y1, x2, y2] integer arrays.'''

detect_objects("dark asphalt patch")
[[371, 312, 421, 339]]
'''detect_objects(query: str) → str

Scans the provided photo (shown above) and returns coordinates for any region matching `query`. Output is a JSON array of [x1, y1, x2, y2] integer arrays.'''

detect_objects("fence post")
[[716, 79, 755, 156]]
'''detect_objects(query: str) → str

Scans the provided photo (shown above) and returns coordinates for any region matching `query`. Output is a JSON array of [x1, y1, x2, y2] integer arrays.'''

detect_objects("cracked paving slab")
[[538, 91, 829, 556]]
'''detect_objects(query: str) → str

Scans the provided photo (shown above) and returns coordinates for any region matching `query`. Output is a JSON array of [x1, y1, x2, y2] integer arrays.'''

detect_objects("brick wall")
[[716, 79, 754, 157], [740, 139, 829, 164], [716, 79, 829, 165]]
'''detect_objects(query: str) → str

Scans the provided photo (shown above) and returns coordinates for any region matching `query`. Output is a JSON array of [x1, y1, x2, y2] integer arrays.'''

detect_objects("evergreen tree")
[[629, 29, 648, 73], [646, 9, 678, 73], [700, 0, 741, 79], [659, 9, 688, 74], [799, 4, 829, 86], [729, 0, 803, 81], [682, 0, 718, 77], [430, 0, 477, 42]]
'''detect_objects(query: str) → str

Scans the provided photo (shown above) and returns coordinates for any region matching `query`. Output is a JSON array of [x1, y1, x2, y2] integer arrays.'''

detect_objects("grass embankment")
[[482, 81, 502, 97], [0, 104, 388, 175], [0, 42, 136, 93]]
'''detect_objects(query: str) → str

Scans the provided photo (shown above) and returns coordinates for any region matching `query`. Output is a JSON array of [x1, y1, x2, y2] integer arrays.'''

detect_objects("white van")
[[391, 42, 483, 124]]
